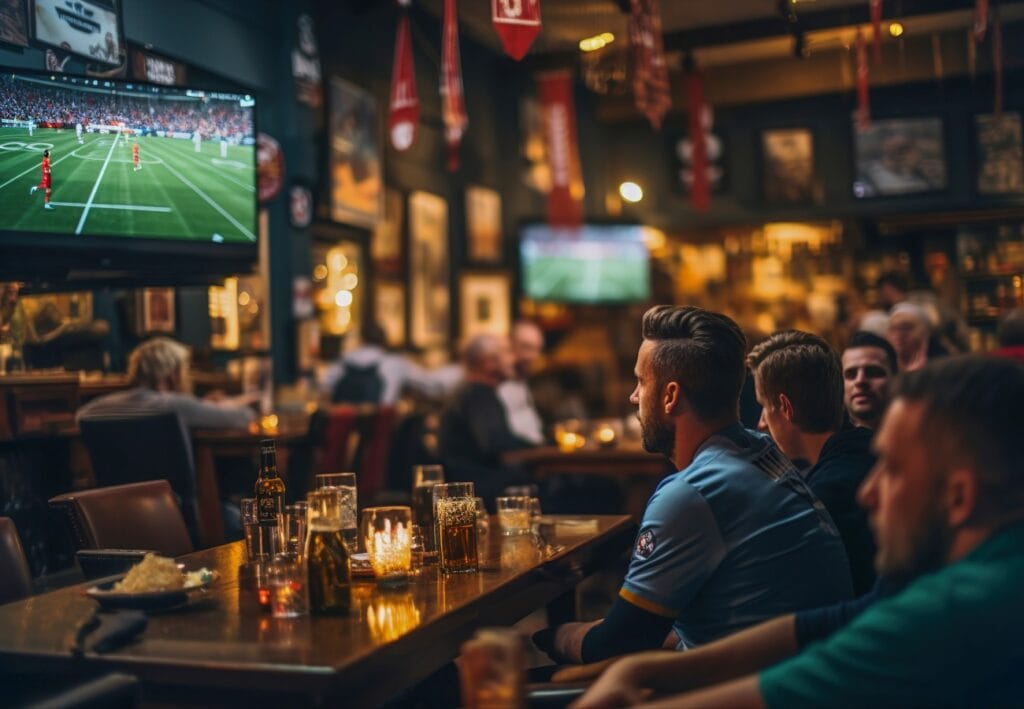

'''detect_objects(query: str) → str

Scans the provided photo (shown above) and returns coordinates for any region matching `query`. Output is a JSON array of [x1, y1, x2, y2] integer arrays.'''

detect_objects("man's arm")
[[629, 676, 765, 709]]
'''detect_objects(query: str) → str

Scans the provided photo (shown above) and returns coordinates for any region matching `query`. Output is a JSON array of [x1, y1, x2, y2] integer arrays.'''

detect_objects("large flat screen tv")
[[0, 70, 257, 283], [520, 223, 651, 304]]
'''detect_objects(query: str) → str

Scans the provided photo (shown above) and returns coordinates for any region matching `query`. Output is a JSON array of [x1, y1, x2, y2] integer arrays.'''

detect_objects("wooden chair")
[[0, 517, 32, 605], [314, 404, 396, 503]]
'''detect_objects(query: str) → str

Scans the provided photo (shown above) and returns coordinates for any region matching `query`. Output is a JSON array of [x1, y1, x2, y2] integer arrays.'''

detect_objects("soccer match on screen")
[[0, 72, 256, 244]]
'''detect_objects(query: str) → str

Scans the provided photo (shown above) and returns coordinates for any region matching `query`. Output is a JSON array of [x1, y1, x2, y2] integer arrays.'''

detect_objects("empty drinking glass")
[[316, 472, 358, 550], [283, 502, 308, 558], [242, 497, 282, 561], [268, 553, 308, 618]]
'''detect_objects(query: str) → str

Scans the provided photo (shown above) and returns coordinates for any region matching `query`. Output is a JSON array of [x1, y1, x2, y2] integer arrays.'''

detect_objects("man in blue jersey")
[[533, 306, 852, 664]]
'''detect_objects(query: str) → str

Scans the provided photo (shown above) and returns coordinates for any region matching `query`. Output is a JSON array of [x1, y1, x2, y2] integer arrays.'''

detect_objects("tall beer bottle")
[[255, 439, 285, 526]]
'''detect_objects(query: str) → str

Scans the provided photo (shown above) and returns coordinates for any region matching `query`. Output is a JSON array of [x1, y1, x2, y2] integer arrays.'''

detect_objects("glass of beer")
[[412, 464, 445, 557], [305, 488, 352, 615], [433, 482, 479, 574], [496, 496, 532, 536], [315, 472, 358, 551]]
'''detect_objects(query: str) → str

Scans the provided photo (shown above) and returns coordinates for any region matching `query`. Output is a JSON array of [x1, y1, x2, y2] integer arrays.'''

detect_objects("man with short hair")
[[842, 331, 897, 429], [572, 356, 1024, 709], [534, 307, 851, 664], [497, 320, 546, 444], [748, 331, 876, 594]]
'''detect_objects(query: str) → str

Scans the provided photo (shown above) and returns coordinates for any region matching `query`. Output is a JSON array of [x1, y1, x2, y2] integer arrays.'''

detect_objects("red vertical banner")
[[869, 0, 883, 63], [441, 0, 468, 171], [974, 0, 989, 42], [492, 0, 541, 61], [388, 10, 419, 152], [993, 14, 1003, 117], [629, 0, 671, 130], [686, 69, 710, 212], [855, 29, 870, 129], [537, 71, 584, 226]]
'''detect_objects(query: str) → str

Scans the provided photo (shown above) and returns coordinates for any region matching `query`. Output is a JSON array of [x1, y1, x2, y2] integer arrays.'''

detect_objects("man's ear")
[[663, 381, 681, 415], [945, 468, 978, 528], [777, 393, 795, 423]]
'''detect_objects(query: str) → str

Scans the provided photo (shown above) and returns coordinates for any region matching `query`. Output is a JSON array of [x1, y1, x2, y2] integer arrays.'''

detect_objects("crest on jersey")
[[635, 528, 656, 559]]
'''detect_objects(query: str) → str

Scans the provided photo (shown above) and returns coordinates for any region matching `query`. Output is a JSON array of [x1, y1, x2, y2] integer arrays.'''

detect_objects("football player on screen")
[[29, 149, 54, 210], [133, 142, 141, 172]]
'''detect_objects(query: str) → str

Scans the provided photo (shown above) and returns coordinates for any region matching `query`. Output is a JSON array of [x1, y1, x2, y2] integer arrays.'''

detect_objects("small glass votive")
[[363, 506, 413, 586], [268, 554, 308, 618], [283, 502, 308, 557], [496, 497, 532, 535], [593, 419, 621, 449], [554, 420, 586, 453]]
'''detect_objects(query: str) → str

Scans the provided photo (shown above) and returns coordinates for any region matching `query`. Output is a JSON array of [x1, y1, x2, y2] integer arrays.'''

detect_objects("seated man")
[[497, 320, 546, 445], [77, 336, 255, 430], [840, 331, 897, 430], [534, 306, 852, 664], [571, 356, 1024, 709], [747, 331, 877, 594], [438, 333, 535, 501]]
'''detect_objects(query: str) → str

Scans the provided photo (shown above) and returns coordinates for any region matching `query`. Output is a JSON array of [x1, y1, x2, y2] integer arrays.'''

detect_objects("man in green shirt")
[[569, 356, 1024, 708]]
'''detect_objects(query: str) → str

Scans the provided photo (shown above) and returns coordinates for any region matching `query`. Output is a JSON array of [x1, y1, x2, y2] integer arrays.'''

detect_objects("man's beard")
[[640, 413, 675, 458], [879, 497, 953, 584]]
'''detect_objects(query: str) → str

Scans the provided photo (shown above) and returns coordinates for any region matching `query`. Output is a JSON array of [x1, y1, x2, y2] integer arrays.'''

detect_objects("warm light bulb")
[[334, 290, 353, 307], [619, 181, 643, 203], [889, 22, 904, 37]]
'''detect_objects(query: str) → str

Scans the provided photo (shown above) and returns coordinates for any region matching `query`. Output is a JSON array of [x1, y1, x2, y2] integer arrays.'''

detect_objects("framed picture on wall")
[[409, 191, 449, 349], [138, 287, 175, 334], [0, 0, 29, 48], [372, 187, 404, 274], [459, 271, 511, 339], [374, 280, 406, 347], [761, 128, 820, 205], [975, 112, 1024, 195], [465, 185, 503, 263], [853, 116, 947, 198], [329, 77, 382, 227]]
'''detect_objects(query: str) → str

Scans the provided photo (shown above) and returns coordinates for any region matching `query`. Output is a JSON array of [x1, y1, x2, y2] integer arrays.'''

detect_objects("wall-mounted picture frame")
[[329, 77, 382, 228], [372, 187, 404, 275], [459, 271, 511, 339], [465, 185, 503, 263], [976, 112, 1024, 195], [374, 280, 406, 348], [853, 116, 947, 198], [409, 191, 449, 349], [137, 287, 175, 334], [0, 0, 29, 48], [761, 127, 819, 205]]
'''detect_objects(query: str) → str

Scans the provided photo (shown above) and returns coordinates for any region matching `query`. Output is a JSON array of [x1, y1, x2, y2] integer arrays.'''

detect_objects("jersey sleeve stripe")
[[619, 587, 678, 618]]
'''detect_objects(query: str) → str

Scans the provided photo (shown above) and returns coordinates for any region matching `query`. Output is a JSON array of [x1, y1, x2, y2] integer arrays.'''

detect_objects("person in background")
[[319, 320, 444, 405], [841, 331, 897, 430], [533, 307, 851, 665], [569, 356, 1024, 709], [748, 331, 877, 595], [77, 336, 255, 429], [497, 320, 546, 445], [875, 271, 909, 310], [887, 301, 931, 371], [993, 308, 1024, 362], [438, 333, 535, 501]]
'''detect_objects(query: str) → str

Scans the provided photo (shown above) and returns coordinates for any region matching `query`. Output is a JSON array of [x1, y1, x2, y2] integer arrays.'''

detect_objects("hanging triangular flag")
[[974, 0, 989, 42], [685, 68, 710, 212], [869, 0, 883, 63], [629, 0, 671, 130], [441, 0, 468, 171], [388, 5, 419, 152], [492, 0, 541, 61]]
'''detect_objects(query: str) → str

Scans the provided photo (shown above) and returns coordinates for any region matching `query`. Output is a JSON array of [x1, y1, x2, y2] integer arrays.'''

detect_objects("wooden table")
[[506, 445, 675, 518], [0, 515, 636, 707]]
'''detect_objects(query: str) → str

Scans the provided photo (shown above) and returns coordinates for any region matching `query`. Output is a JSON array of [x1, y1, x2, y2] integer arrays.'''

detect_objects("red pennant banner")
[[537, 71, 584, 226], [492, 0, 541, 61], [441, 0, 468, 171], [388, 12, 419, 152], [869, 0, 882, 64], [855, 29, 870, 129], [686, 69, 710, 212], [993, 15, 1003, 116], [629, 0, 671, 130], [974, 0, 989, 43]]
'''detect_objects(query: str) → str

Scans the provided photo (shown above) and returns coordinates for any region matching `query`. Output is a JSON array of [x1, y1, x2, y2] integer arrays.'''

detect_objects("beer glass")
[[315, 472, 358, 550], [433, 482, 479, 574], [458, 628, 526, 709], [412, 464, 445, 556], [305, 488, 352, 615]]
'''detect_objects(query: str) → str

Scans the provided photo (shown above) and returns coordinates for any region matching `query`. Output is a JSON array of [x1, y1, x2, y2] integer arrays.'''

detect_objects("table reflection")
[[366, 592, 421, 643]]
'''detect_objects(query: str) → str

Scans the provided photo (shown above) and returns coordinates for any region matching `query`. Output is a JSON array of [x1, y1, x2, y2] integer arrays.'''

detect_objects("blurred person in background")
[[875, 271, 909, 310], [887, 302, 931, 371], [497, 320, 546, 445], [994, 308, 1024, 362], [841, 331, 897, 430]]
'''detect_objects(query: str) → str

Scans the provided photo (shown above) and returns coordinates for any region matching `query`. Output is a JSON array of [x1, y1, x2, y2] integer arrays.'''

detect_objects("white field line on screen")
[[173, 146, 255, 192], [50, 202, 171, 212], [75, 131, 120, 234], [155, 150, 256, 241], [0, 150, 74, 192]]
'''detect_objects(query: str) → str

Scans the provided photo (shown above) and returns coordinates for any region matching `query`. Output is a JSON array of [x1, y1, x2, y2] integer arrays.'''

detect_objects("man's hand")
[[568, 657, 650, 709]]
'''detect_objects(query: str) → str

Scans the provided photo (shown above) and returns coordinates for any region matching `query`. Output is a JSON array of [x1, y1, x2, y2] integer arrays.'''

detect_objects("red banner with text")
[[441, 0, 468, 171], [686, 69, 710, 212], [492, 0, 541, 61], [537, 71, 584, 226], [388, 11, 419, 152]]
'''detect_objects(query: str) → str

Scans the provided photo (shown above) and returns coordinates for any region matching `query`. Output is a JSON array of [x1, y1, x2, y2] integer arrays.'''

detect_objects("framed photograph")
[[32, 0, 123, 66], [853, 117, 947, 198], [465, 185, 503, 263], [329, 77, 382, 227], [372, 187, 403, 274], [409, 191, 449, 349], [138, 287, 175, 334], [0, 0, 28, 48], [976, 112, 1024, 195], [761, 128, 819, 205], [375, 280, 406, 347], [459, 272, 511, 338]]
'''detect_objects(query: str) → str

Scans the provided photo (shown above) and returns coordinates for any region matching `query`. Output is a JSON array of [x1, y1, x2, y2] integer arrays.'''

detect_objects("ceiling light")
[[619, 181, 643, 203], [889, 22, 904, 37], [580, 32, 614, 53]]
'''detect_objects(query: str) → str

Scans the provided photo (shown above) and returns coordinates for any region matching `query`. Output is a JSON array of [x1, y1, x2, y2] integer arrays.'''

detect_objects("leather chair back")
[[0, 517, 32, 605], [49, 480, 194, 558], [79, 412, 200, 546]]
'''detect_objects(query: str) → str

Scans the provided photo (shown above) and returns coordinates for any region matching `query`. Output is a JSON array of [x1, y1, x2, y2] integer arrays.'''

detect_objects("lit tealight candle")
[[363, 506, 413, 586], [260, 413, 280, 435], [596, 426, 616, 446]]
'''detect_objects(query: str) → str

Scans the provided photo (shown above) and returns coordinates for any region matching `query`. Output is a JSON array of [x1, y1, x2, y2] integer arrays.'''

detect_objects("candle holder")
[[553, 420, 587, 453], [362, 506, 413, 587], [592, 419, 622, 449]]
